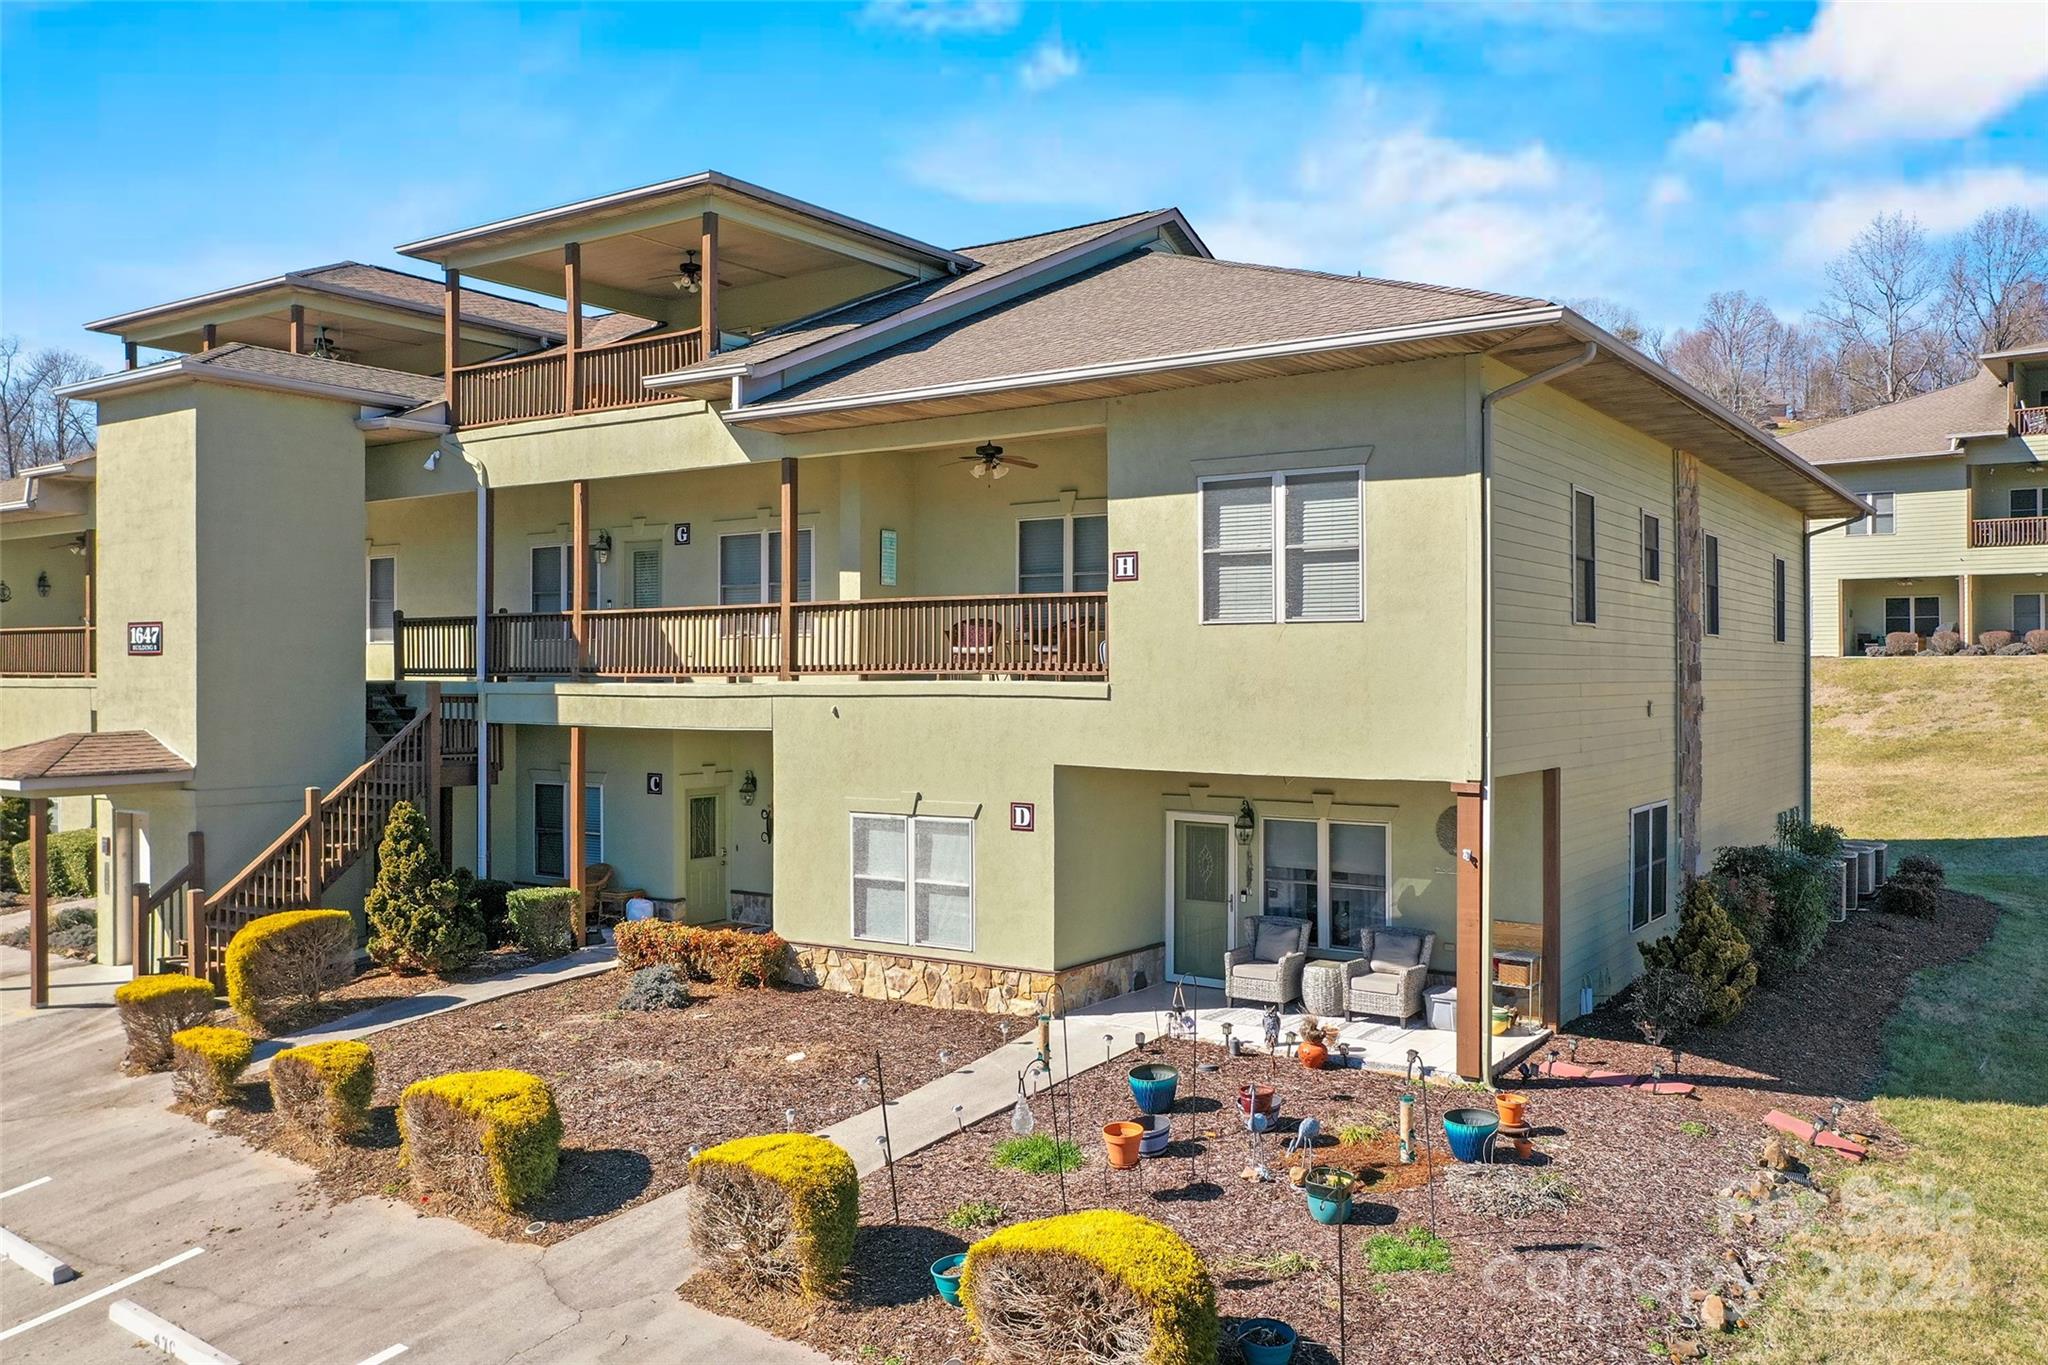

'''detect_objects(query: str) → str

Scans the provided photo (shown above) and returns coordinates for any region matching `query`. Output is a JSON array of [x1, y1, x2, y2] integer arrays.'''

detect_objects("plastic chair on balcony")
[[950, 618, 1003, 674]]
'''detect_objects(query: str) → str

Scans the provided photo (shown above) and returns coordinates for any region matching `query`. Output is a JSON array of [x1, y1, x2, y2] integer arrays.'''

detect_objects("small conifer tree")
[[1640, 876, 1757, 1028], [366, 800, 482, 974]]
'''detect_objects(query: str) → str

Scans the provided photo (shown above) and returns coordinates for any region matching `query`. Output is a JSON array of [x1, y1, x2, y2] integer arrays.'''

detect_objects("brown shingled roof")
[[0, 731, 190, 786], [186, 343, 445, 404], [1780, 370, 2011, 465]]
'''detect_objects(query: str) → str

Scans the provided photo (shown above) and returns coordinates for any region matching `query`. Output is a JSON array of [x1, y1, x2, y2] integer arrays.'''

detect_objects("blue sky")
[[5, 1, 2045, 367]]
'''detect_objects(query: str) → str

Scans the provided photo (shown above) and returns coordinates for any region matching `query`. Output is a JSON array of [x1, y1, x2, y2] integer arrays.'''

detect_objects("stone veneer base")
[[785, 942, 1166, 1017]]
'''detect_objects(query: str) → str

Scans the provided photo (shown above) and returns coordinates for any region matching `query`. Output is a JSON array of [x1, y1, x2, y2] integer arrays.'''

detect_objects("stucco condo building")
[[1783, 344, 2048, 653], [1, 173, 1865, 1076]]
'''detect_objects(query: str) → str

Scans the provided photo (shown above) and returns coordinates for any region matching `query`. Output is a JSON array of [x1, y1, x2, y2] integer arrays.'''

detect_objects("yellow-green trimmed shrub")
[[113, 974, 216, 1071], [687, 1134, 858, 1298], [399, 1070, 561, 1211], [271, 1040, 375, 1143], [962, 1210, 1219, 1365], [504, 887, 577, 958], [170, 1025, 255, 1106], [224, 909, 354, 1025]]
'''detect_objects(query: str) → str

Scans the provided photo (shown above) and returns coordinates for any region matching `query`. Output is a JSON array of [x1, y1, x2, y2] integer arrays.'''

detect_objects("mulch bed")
[[242, 945, 544, 1038], [681, 890, 2003, 1364], [211, 973, 1005, 1244]]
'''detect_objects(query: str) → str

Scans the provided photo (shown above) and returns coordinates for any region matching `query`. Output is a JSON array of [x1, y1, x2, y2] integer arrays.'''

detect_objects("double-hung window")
[[1260, 816, 1390, 952], [2011, 487, 2047, 519], [530, 545, 598, 613], [2013, 593, 2046, 635], [1882, 596, 1941, 637], [366, 556, 397, 643], [719, 529, 814, 605], [1773, 556, 1788, 643], [1200, 468, 1363, 623], [1629, 802, 1670, 930], [1846, 492, 1895, 536], [1640, 511, 1661, 582], [1572, 489, 1597, 623], [1017, 514, 1108, 593], [533, 779, 602, 880], [850, 813, 974, 950], [1703, 534, 1721, 635]]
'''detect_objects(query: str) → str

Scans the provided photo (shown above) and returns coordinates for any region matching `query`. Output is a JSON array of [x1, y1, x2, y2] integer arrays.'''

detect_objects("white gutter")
[[1477, 342, 1598, 1082], [57, 356, 431, 411]]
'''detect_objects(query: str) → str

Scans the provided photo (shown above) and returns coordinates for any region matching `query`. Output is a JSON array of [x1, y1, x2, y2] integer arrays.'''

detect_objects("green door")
[[1171, 819, 1231, 984]]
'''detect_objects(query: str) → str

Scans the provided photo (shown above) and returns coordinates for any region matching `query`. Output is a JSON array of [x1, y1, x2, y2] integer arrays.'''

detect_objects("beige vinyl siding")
[[1696, 461, 1805, 857], [1486, 366, 1680, 1015]]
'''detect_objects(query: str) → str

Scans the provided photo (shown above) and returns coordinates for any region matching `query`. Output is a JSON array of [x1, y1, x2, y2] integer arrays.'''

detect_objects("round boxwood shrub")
[[1978, 630, 2014, 652], [171, 1025, 255, 1106], [2027, 629, 2048, 655], [224, 909, 355, 1026], [399, 1069, 561, 1211], [113, 973, 217, 1071], [688, 1134, 858, 1298], [1927, 629, 1963, 655], [271, 1040, 375, 1144], [505, 887, 578, 958], [1882, 631, 1919, 656], [961, 1209, 1218, 1365], [1875, 853, 1946, 919]]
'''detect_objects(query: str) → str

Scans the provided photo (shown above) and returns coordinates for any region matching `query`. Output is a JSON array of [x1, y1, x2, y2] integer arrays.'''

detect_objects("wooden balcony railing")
[[1971, 516, 2048, 548], [2014, 405, 2048, 437], [394, 593, 1109, 681], [0, 625, 91, 677], [450, 328, 704, 429]]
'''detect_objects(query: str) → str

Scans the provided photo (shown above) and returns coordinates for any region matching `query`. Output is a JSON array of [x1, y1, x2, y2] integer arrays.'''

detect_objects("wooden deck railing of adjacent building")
[[450, 328, 704, 428], [2014, 405, 2048, 437], [0, 625, 91, 677], [394, 593, 1110, 681], [1971, 516, 2048, 548]]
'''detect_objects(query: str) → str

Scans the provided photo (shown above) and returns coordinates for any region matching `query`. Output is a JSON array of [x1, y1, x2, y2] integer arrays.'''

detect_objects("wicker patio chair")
[[1343, 926, 1435, 1024], [1224, 914, 1310, 1009]]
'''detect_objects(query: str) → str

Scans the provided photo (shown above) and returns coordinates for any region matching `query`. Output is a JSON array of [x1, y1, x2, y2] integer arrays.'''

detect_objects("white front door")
[[111, 811, 150, 966], [1165, 813, 1236, 986]]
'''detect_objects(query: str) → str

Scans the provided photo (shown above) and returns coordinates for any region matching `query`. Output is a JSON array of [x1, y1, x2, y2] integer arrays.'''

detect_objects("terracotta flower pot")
[[1299, 1040, 1328, 1070], [1496, 1091, 1530, 1128], [1102, 1119, 1144, 1170], [1238, 1083, 1279, 1118]]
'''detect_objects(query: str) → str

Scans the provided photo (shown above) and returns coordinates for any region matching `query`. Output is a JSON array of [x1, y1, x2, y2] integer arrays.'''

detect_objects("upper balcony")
[[399, 171, 973, 431]]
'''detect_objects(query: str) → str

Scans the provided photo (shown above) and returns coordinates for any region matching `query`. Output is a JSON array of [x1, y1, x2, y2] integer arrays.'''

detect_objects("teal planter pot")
[[1442, 1107, 1500, 1163], [1128, 1063, 1179, 1114], [1233, 1318, 1298, 1365], [930, 1253, 967, 1306], [1303, 1166, 1355, 1225]]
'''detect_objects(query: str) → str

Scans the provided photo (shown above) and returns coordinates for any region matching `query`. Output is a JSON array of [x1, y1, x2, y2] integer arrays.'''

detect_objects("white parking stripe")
[[356, 1346, 409, 1365], [0, 1246, 204, 1342], [0, 1177, 52, 1200], [109, 1299, 240, 1365]]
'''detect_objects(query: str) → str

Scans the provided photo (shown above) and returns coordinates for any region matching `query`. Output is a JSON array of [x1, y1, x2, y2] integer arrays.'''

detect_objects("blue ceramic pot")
[[1442, 1106, 1500, 1163], [930, 1253, 967, 1306], [1136, 1113, 1173, 1157], [1303, 1166, 1354, 1225], [1128, 1063, 1179, 1114], [1234, 1318, 1299, 1365]]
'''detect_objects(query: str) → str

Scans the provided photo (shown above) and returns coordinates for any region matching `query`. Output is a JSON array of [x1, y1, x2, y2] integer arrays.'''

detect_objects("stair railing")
[[129, 831, 205, 977]]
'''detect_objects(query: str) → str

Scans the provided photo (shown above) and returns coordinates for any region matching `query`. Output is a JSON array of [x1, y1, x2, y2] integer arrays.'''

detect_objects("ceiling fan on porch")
[[651, 249, 705, 293], [958, 441, 1038, 480]]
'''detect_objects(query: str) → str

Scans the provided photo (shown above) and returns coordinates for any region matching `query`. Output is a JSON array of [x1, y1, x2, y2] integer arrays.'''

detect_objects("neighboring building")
[[3, 170, 1863, 1075], [1785, 346, 2048, 655]]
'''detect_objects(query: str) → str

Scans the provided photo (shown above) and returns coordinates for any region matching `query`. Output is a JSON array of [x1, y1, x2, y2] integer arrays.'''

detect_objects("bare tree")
[[1816, 212, 1942, 408], [1944, 206, 2048, 357], [0, 337, 98, 477], [1566, 296, 1665, 359], [1663, 290, 1791, 422]]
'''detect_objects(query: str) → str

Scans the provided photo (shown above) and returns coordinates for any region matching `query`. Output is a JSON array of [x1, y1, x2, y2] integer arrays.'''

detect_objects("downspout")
[[1478, 342, 1597, 1082], [1801, 516, 1861, 820], [460, 442, 492, 878]]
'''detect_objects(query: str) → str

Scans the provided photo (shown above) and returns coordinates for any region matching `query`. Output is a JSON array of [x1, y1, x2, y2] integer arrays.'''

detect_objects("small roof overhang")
[[0, 731, 193, 796], [1980, 342, 2048, 383], [57, 350, 434, 413]]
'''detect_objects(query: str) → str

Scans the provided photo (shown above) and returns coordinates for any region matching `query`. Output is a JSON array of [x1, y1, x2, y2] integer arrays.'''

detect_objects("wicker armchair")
[[1343, 927, 1435, 1024], [1224, 915, 1311, 1009]]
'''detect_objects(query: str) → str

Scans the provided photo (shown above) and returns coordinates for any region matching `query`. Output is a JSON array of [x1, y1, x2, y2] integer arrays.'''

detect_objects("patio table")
[[1301, 958, 1348, 1018]]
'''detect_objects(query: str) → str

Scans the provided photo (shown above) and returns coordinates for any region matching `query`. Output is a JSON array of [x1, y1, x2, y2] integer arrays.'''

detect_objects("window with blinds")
[[1201, 468, 1362, 623], [1773, 556, 1787, 643], [1704, 533, 1721, 635], [1572, 488, 1597, 624], [1017, 514, 1108, 593], [1640, 511, 1661, 582], [1630, 801, 1670, 930], [1072, 515, 1109, 592], [533, 781, 602, 879], [719, 529, 813, 604], [851, 813, 974, 950], [631, 547, 661, 608], [367, 556, 396, 642]]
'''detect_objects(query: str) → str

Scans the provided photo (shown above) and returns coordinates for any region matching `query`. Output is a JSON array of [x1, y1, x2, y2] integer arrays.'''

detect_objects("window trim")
[[2010, 486, 2048, 520], [1016, 511, 1109, 595], [848, 811, 976, 952], [1846, 491, 1896, 536], [1703, 533, 1721, 636], [1197, 465, 1366, 625], [2013, 592, 2047, 635], [1256, 812, 1393, 955], [529, 542, 598, 614], [366, 554, 397, 644], [1773, 555, 1788, 644], [1639, 509, 1661, 583], [718, 526, 815, 605], [532, 777, 603, 882], [1629, 800, 1671, 931], [1882, 595, 1941, 638], [1570, 485, 1597, 624]]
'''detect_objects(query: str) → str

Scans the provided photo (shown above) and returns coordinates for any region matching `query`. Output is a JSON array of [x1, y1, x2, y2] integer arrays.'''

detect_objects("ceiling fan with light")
[[653, 249, 705, 293], [958, 441, 1037, 480]]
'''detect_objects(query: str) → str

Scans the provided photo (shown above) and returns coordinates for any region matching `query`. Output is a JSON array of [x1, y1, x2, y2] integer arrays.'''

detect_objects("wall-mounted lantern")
[[1235, 799, 1256, 847], [36, 571, 51, 597], [739, 769, 758, 805], [592, 529, 613, 565]]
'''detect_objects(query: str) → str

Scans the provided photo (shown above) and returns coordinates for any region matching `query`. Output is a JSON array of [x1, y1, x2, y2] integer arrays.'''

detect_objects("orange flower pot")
[[1299, 1040, 1329, 1070], [1102, 1120, 1144, 1170], [1496, 1092, 1530, 1128]]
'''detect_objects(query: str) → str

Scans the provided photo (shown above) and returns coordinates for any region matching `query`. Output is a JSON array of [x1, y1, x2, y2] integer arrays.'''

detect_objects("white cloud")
[[1018, 36, 1080, 92], [1770, 166, 2048, 266], [860, 0, 1020, 35], [1678, 1, 2048, 168], [1647, 174, 1691, 214]]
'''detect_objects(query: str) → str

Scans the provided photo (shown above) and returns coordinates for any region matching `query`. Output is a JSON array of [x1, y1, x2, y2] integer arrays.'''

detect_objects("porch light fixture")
[[35, 571, 51, 597], [592, 530, 612, 565], [1235, 800, 1256, 846], [739, 769, 758, 805], [674, 250, 703, 293], [0, 582, 10, 603]]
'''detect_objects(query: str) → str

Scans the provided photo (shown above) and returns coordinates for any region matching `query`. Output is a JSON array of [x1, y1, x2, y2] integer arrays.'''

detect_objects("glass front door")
[[1169, 817, 1232, 985], [686, 791, 726, 921]]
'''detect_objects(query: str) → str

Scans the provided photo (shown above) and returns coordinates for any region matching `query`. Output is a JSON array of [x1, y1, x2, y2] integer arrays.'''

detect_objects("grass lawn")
[[1742, 660, 2047, 1362]]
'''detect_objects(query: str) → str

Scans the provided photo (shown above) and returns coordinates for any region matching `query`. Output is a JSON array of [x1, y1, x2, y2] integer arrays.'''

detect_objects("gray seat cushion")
[[1231, 959, 1283, 983], [1349, 971, 1405, 996], [1254, 919, 1302, 963], [1366, 930, 1427, 973]]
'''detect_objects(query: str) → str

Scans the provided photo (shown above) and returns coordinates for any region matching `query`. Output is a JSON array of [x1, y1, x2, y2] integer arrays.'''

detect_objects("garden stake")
[[1335, 1218, 1348, 1365], [1406, 1049, 1437, 1234], [951, 1102, 965, 1137], [871, 1052, 900, 1224]]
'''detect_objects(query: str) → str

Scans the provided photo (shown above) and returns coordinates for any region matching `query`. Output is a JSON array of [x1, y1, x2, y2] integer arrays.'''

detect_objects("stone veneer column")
[[1674, 449, 1705, 875]]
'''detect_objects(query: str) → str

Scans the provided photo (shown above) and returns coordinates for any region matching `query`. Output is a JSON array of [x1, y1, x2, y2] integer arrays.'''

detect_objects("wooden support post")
[[700, 212, 720, 351], [1452, 781, 1485, 1079], [438, 786, 456, 870], [563, 242, 583, 413], [123, 341, 138, 370], [424, 682, 444, 853], [185, 888, 209, 987], [778, 457, 797, 679], [303, 786, 324, 903], [391, 609, 407, 681], [570, 479, 590, 673], [1541, 767, 1562, 1028], [188, 829, 207, 890], [201, 323, 217, 350], [130, 882, 151, 979], [443, 269, 462, 426], [567, 726, 588, 947], [287, 303, 306, 355], [26, 798, 48, 1008]]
